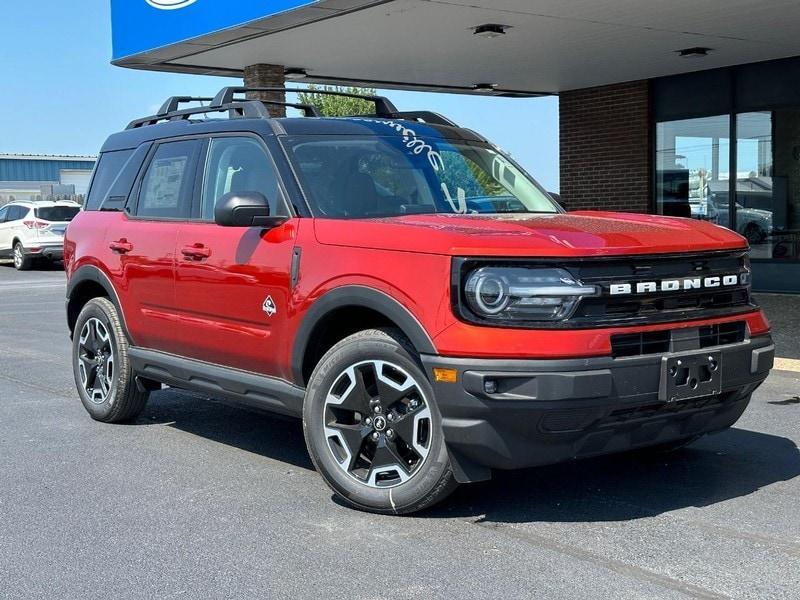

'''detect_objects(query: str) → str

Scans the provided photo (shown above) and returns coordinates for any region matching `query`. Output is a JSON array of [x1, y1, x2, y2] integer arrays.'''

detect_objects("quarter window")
[[136, 140, 199, 219], [201, 137, 285, 221]]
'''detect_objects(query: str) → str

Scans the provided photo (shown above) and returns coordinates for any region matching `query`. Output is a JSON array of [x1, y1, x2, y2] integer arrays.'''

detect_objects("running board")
[[128, 347, 305, 418]]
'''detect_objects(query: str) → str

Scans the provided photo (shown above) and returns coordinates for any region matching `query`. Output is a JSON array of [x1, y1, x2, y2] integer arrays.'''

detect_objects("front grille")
[[566, 250, 754, 327], [699, 321, 746, 348], [610, 321, 746, 358], [610, 330, 671, 358]]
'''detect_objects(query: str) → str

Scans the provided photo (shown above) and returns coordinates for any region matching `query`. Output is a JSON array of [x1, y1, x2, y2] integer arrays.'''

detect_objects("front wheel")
[[303, 329, 457, 514]]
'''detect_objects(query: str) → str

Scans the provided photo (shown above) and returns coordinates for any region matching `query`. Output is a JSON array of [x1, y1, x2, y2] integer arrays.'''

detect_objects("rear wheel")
[[13, 242, 32, 271], [72, 297, 148, 423], [303, 329, 457, 514]]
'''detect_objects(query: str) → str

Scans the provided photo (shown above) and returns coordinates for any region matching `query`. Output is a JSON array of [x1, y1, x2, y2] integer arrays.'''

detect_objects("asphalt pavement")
[[1, 264, 799, 599]]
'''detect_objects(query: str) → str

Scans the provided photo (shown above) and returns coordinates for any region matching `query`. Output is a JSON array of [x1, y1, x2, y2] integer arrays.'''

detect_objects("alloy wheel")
[[323, 360, 432, 488], [13, 244, 22, 269], [77, 317, 116, 404]]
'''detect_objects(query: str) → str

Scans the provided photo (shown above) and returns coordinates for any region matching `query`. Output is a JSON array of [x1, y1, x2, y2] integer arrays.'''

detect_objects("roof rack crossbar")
[[211, 86, 399, 117], [257, 100, 323, 117], [157, 96, 214, 116], [126, 100, 270, 129]]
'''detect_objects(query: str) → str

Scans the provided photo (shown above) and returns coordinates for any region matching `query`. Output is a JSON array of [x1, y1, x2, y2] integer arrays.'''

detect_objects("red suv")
[[64, 87, 774, 514]]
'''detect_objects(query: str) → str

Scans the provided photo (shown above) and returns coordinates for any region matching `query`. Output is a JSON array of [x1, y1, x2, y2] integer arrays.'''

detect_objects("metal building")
[[0, 154, 96, 205]]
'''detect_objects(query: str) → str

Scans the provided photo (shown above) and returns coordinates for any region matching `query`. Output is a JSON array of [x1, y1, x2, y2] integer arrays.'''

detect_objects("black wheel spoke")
[[375, 375, 409, 407], [331, 423, 370, 470], [370, 438, 412, 476], [336, 364, 372, 413], [389, 411, 416, 449]]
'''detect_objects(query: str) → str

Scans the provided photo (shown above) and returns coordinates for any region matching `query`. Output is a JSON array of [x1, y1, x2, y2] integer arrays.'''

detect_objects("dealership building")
[[111, 0, 800, 292]]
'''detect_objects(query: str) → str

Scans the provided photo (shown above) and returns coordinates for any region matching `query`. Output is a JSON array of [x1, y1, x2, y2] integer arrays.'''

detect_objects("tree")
[[296, 84, 379, 117]]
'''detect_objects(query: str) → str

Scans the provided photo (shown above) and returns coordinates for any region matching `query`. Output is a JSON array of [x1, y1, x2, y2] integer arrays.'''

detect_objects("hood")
[[313, 211, 748, 257]]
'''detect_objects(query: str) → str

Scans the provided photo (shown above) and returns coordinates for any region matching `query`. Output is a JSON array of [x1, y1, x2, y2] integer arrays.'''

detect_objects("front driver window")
[[201, 137, 286, 221]]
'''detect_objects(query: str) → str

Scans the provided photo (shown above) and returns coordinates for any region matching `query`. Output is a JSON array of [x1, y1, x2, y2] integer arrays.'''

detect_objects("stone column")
[[243, 64, 286, 117]]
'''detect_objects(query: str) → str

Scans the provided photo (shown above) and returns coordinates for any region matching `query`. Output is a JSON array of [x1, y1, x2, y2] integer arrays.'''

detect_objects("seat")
[[339, 171, 381, 217], [228, 147, 272, 199]]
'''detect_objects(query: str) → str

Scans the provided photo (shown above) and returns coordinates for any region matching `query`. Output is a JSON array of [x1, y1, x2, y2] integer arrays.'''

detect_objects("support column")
[[559, 80, 651, 213], [243, 64, 286, 117]]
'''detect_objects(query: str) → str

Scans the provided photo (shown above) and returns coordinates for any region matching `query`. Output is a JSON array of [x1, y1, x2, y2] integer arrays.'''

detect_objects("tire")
[[303, 328, 458, 514], [72, 297, 148, 423], [13, 241, 32, 271], [743, 223, 764, 244]]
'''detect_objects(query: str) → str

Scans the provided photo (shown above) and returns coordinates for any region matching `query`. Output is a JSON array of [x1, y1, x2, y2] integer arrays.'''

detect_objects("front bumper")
[[421, 334, 774, 482]]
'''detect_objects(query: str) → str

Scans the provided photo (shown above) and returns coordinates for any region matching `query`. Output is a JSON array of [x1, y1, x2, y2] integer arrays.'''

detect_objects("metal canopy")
[[112, 0, 800, 95]]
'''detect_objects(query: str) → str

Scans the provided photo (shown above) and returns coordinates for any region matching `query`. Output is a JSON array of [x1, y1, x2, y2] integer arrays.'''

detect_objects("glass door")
[[736, 111, 800, 262]]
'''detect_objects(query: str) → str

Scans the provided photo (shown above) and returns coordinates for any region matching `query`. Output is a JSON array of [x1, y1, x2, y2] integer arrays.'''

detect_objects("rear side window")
[[136, 140, 200, 219], [85, 149, 134, 211], [8, 206, 28, 221], [35, 206, 81, 222]]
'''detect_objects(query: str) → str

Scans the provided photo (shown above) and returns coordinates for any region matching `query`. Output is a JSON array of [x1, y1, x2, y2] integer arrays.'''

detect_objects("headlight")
[[463, 266, 599, 322]]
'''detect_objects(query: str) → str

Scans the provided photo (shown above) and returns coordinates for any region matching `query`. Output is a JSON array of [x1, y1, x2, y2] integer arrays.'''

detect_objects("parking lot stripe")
[[774, 358, 800, 373]]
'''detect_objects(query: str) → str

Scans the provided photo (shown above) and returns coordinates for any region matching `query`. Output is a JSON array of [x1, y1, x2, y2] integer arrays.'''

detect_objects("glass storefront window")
[[656, 115, 730, 220], [736, 111, 800, 261]]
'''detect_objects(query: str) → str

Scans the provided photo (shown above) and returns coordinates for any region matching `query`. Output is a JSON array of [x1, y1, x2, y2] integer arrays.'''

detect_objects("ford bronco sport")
[[64, 87, 774, 514]]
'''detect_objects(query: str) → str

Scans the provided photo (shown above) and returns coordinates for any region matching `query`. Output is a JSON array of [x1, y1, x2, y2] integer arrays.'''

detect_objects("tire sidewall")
[[304, 332, 451, 513], [72, 299, 122, 420]]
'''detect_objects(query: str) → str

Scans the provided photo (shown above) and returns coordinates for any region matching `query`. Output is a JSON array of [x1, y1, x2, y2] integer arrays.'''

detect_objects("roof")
[[111, 0, 800, 95]]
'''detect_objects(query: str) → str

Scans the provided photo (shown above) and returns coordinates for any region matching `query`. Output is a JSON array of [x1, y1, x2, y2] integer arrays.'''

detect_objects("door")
[[173, 135, 297, 378], [0, 206, 11, 252], [2, 206, 28, 250], [105, 139, 202, 352]]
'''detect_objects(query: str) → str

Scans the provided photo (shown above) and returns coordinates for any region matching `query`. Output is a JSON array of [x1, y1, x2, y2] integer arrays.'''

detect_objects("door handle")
[[109, 239, 133, 254], [181, 243, 211, 260]]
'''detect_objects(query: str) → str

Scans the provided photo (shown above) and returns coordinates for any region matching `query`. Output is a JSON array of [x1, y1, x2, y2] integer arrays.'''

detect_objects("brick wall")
[[559, 80, 651, 213]]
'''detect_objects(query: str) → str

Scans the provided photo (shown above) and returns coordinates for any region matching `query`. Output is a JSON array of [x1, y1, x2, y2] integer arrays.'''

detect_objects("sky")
[[0, 0, 560, 191]]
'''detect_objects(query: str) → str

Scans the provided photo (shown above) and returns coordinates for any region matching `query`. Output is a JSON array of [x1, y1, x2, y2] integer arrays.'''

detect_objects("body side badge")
[[262, 295, 277, 317]]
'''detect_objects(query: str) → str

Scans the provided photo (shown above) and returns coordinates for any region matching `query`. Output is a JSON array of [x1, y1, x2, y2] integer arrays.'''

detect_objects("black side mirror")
[[214, 191, 285, 228]]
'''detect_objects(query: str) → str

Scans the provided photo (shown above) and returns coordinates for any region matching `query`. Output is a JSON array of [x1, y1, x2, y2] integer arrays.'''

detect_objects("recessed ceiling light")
[[284, 68, 308, 80], [473, 83, 499, 93], [676, 47, 712, 58], [473, 24, 510, 39]]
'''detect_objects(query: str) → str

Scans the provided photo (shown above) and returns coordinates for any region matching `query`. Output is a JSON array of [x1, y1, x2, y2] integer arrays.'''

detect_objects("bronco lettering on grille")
[[609, 274, 744, 296]]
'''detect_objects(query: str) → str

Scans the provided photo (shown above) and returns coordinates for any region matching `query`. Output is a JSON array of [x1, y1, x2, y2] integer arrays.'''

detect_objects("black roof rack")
[[126, 86, 460, 129], [211, 86, 400, 118], [126, 100, 270, 129], [156, 96, 214, 116]]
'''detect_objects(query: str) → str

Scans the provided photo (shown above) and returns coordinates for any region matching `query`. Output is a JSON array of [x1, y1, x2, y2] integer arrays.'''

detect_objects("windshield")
[[283, 130, 558, 218], [35, 205, 80, 222]]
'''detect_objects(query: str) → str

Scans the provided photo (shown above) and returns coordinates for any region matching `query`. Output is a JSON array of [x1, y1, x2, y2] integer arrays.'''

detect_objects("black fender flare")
[[291, 285, 437, 384], [66, 265, 131, 341]]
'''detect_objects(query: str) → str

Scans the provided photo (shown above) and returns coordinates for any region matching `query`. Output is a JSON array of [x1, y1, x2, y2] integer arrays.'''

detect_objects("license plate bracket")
[[659, 350, 722, 403]]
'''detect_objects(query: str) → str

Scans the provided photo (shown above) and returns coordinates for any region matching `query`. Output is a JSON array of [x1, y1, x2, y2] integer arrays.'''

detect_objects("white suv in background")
[[0, 200, 81, 270]]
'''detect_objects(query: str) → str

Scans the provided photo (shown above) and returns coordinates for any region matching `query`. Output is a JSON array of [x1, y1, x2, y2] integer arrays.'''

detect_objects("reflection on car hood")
[[313, 211, 748, 257]]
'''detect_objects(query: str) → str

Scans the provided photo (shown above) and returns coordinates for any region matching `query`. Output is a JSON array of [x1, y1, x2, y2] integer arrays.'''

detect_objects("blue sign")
[[111, 0, 320, 61]]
